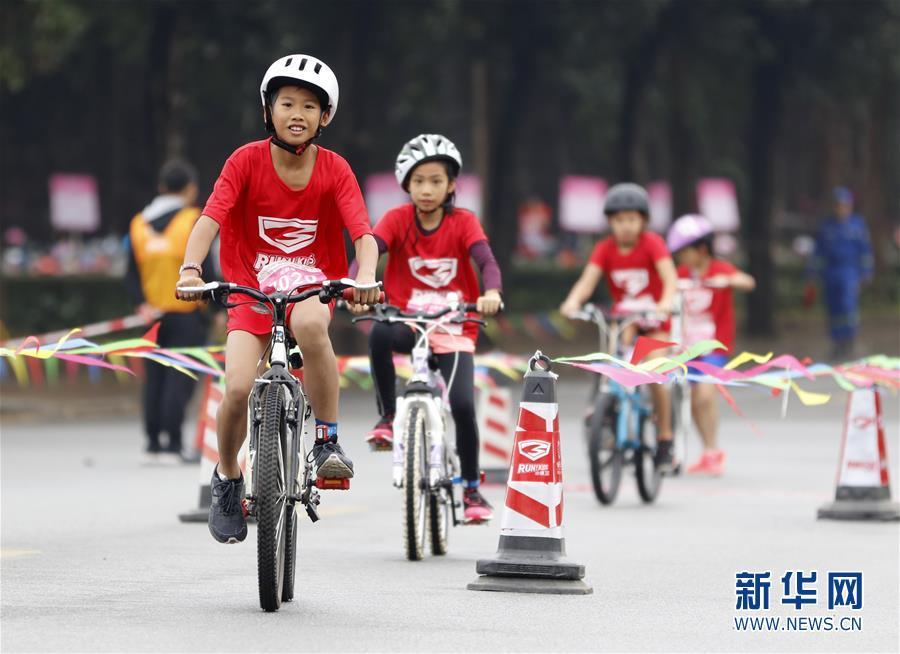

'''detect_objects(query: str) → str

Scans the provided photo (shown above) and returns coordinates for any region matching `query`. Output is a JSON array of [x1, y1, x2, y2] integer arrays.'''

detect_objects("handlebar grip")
[[340, 288, 385, 303]]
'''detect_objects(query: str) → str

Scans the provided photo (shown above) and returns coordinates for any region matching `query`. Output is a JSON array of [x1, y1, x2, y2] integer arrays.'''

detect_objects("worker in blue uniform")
[[806, 187, 874, 361]]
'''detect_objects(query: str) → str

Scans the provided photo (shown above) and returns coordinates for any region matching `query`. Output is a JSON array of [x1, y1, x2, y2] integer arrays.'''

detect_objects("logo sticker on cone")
[[818, 389, 899, 521], [468, 351, 592, 595]]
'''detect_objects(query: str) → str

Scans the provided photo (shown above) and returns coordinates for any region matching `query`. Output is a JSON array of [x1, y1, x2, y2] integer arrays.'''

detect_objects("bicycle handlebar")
[[176, 279, 384, 309], [350, 301, 498, 327]]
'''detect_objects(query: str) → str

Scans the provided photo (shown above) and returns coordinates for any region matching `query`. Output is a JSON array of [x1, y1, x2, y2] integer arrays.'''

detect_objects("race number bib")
[[406, 290, 463, 336], [256, 261, 326, 294]]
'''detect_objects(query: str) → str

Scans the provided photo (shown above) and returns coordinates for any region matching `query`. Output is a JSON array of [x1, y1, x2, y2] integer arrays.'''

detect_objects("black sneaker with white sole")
[[208, 468, 248, 544], [654, 439, 676, 473], [311, 436, 355, 480]]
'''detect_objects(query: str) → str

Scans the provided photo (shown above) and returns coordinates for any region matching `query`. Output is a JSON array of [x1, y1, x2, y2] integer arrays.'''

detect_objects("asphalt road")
[[2, 380, 898, 653]]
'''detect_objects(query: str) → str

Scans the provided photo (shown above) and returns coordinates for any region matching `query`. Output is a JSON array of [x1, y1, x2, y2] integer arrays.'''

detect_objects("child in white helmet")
[[357, 134, 503, 523], [176, 54, 380, 544], [667, 214, 755, 476]]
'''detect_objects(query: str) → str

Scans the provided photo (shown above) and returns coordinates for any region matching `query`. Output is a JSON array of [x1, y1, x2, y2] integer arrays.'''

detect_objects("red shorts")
[[226, 300, 334, 335]]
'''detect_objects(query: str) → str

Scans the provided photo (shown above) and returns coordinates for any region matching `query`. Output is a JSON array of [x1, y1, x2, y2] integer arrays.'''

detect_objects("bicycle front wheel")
[[257, 383, 288, 611], [635, 390, 663, 503], [588, 394, 623, 505], [428, 440, 451, 555], [403, 405, 428, 561]]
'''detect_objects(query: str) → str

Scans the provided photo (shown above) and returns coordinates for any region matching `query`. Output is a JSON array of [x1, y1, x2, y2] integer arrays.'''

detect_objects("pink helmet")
[[667, 214, 715, 253]]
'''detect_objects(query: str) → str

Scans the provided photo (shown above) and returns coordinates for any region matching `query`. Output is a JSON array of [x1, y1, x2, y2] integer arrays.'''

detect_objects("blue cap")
[[833, 186, 854, 204]]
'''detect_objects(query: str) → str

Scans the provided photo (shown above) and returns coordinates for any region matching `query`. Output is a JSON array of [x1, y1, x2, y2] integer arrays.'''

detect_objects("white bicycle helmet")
[[260, 54, 339, 128], [394, 134, 462, 190]]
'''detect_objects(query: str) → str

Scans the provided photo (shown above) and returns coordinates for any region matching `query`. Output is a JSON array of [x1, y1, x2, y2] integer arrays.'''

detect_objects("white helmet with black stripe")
[[394, 134, 462, 190], [260, 54, 339, 128]]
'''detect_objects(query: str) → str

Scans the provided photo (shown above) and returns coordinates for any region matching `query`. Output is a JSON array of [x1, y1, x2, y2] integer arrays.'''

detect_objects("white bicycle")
[[353, 299, 490, 560]]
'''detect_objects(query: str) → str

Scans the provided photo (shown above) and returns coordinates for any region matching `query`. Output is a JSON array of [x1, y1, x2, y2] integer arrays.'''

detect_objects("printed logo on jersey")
[[684, 288, 714, 314], [409, 257, 458, 289], [610, 268, 649, 297], [258, 217, 318, 254]]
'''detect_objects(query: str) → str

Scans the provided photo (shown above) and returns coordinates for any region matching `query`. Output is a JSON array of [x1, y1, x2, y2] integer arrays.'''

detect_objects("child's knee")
[[293, 313, 330, 346], [223, 374, 254, 409]]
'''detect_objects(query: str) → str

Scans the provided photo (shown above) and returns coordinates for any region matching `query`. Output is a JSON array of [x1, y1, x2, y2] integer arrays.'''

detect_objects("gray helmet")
[[604, 183, 650, 216]]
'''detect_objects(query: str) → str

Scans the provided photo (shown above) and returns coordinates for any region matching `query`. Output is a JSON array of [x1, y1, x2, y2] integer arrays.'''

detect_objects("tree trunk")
[[666, 43, 696, 217], [743, 59, 782, 337]]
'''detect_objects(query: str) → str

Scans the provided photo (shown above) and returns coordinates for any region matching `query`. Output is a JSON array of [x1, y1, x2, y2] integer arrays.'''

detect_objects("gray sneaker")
[[208, 468, 248, 544]]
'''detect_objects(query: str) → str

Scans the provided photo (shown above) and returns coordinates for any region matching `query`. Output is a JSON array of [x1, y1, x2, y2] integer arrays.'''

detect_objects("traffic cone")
[[477, 384, 515, 484], [468, 351, 592, 595], [179, 377, 222, 522], [818, 389, 899, 521], [178, 377, 249, 522]]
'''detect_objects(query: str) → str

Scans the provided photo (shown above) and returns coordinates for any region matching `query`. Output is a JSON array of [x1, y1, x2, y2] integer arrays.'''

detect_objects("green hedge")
[[1, 264, 897, 337]]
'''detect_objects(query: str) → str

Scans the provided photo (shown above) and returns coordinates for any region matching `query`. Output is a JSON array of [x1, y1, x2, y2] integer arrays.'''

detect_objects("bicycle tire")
[[403, 405, 427, 561], [282, 412, 302, 603], [281, 509, 297, 602], [635, 389, 663, 503], [257, 383, 287, 611], [588, 394, 623, 505], [670, 381, 688, 476], [428, 440, 450, 555]]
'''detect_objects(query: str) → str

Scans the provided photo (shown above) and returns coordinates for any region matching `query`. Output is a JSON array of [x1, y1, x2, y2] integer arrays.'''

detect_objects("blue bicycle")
[[575, 304, 682, 505]]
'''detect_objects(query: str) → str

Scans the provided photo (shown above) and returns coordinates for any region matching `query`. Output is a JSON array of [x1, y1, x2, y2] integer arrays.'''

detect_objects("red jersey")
[[203, 140, 371, 289], [677, 258, 737, 352], [589, 231, 670, 304], [375, 204, 487, 348]]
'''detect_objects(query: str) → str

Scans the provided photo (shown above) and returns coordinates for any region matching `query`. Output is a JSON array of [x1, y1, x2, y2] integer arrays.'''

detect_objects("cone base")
[[817, 499, 900, 522], [468, 575, 592, 595]]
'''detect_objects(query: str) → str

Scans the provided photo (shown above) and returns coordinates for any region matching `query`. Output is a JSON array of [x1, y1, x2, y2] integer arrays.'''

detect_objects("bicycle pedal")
[[315, 477, 350, 490], [241, 498, 250, 518], [368, 441, 392, 452]]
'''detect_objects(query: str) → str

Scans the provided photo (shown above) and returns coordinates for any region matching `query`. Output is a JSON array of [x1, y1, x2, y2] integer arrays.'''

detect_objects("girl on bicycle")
[[560, 183, 679, 470], [361, 134, 502, 523], [176, 54, 380, 544], [667, 214, 755, 476]]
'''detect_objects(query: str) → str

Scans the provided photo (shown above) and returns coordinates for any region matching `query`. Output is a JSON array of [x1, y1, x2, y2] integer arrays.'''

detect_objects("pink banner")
[[364, 173, 406, 225], [49, 174, 100, 232], [559, 176, 607, 233], [455, 174, 482, 217], [696, 178, 740, 232], [647, 181, 672, 234]]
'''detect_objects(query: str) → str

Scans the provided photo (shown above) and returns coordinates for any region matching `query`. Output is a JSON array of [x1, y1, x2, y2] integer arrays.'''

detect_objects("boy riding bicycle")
[[560, 183, 679, 470], [176, 54, 380, 544], [355, 134, 502, 522]]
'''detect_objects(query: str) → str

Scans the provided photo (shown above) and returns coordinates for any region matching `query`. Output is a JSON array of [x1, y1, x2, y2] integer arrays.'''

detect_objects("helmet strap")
[[267, 126, 323, 158]]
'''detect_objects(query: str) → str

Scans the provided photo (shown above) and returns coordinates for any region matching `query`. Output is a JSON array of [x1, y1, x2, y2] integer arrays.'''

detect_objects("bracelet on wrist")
[[179, 262, 202, 276]]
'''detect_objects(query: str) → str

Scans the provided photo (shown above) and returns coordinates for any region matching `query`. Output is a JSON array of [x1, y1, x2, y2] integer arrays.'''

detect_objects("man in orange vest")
[[125, 159, 210, 463]]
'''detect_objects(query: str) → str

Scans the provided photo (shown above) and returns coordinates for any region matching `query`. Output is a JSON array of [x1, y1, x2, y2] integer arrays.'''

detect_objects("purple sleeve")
[[348, 234, 388, 278], [469, 240, 503, 292]]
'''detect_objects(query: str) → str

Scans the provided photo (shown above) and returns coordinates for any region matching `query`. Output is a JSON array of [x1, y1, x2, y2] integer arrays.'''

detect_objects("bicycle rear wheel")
[[588, 394, 623, 505], [257, 383, 288, 611], [403, 405, 427, 561], [635, 390, 663, 503]]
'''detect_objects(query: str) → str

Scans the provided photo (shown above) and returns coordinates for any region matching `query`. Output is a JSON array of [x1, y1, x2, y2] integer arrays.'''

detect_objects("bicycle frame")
[[578, 304, 662, 451]]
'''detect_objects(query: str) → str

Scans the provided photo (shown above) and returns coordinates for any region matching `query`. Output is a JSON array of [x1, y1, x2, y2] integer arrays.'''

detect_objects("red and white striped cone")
[[179, 378, 249, 522], [818, 389, 899, 521], [468, 351, 592, 595]]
